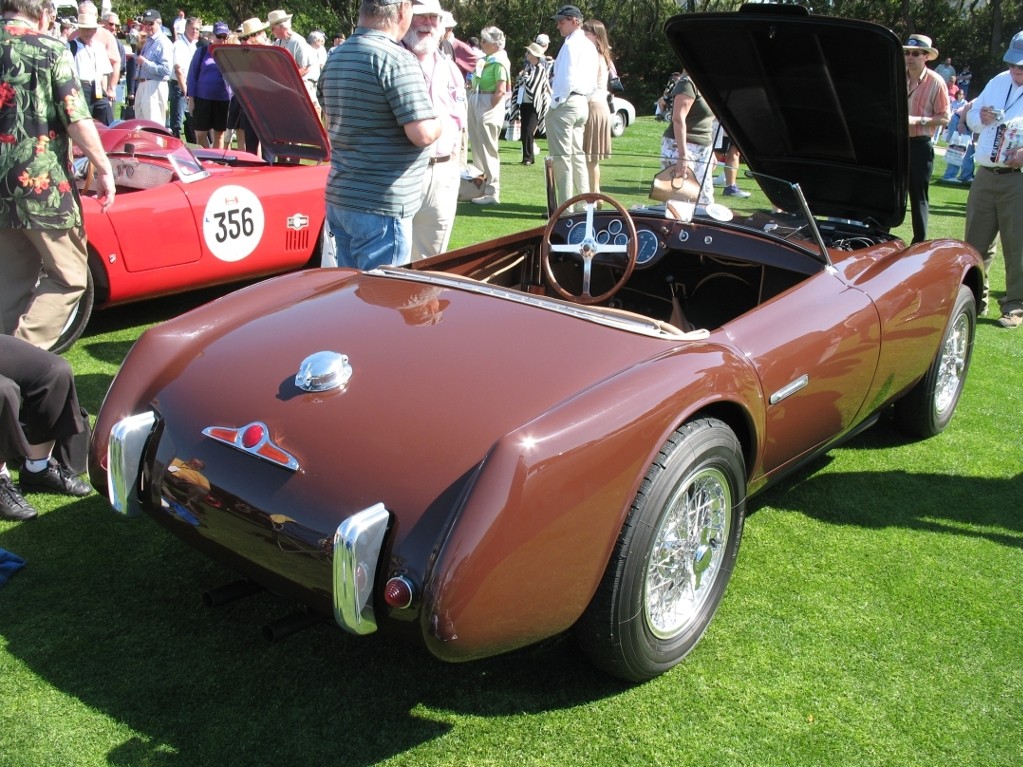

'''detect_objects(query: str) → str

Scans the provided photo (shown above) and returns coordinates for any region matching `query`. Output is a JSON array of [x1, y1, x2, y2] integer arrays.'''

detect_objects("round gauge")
[[614, 233, 628, 246], [596, 230, 611, 245], [637, 229, 660, 265], [567, 222, 587, 244], [607, 219, 623, 235]]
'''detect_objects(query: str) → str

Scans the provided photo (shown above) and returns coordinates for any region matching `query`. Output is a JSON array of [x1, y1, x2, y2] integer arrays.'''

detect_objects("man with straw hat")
[[68, 6, 115, 125], [904, 33, 950, 243]]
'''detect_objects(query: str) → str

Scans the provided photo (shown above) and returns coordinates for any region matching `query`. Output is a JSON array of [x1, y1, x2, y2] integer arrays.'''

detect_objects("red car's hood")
[[211, 44, 329, 163], [138, 269, 672, 532]]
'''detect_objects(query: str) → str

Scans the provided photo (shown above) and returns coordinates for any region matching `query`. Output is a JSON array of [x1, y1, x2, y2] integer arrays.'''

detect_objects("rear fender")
[[420, 343, 764, 662]]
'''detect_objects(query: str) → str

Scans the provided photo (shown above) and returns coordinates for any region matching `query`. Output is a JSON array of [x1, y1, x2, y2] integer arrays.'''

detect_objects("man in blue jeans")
[[318, 0, 440, 270]]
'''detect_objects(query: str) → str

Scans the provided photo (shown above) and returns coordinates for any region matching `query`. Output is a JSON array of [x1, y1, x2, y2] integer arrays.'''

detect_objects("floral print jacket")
[[1, 19, 92, 229]]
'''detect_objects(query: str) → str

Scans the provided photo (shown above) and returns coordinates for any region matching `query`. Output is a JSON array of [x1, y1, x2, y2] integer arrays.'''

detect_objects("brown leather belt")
[[428, 155, 451, 166]]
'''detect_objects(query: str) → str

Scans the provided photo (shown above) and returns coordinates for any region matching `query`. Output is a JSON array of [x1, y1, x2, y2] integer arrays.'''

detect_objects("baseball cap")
[[213, 21, 230, 36], [1004, 30, 1023, 65], [551, 5, 583, 20], [140, 8, 161, 22]]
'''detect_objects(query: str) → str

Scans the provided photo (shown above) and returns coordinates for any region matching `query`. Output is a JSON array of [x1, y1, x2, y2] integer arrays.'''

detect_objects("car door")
[[724, 269, 881, 477], [105, 180, 200, 272]]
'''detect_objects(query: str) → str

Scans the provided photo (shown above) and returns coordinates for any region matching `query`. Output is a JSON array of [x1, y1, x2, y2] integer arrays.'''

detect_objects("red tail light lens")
[[383, 576, 414, 609]]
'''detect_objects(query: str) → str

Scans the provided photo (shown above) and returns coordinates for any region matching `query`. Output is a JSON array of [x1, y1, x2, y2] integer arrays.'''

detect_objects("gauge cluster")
[[564, 219, 664, 266]]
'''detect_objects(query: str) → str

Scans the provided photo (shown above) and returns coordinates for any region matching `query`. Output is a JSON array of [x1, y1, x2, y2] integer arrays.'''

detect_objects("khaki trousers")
[[467, 92, 504, 200], [0, 227, 88, 350], [545, 94, 590, 208], [411, 159, 461, 261], [965, 167, 1023, 308]]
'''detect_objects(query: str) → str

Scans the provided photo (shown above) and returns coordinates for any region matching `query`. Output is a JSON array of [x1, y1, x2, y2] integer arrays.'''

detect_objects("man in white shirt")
[[402, 0, 467, 259], [69, 8, 114, 124], [73, 2, 121, 107], [546, 5, 597, 209], [964, 30, 1023, 328], [170, 16, 200, 141]]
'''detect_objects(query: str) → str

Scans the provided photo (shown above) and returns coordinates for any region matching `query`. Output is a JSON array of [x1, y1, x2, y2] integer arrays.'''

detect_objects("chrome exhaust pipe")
[[261, 610, 324, 643], [201, 579, 264, 608]]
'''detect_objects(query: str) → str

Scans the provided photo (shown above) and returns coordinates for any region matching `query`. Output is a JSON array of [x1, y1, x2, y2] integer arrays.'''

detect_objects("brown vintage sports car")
[[89, 6, 984, 682]]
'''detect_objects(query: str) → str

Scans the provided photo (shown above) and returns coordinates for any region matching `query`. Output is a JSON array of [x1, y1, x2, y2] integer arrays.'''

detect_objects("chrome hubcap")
[[934, 311, 969, 414], [644, 467, 732, 639]]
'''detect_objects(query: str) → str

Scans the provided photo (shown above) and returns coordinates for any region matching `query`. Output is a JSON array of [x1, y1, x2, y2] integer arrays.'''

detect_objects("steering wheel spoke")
[[540, 193, 639, 305]]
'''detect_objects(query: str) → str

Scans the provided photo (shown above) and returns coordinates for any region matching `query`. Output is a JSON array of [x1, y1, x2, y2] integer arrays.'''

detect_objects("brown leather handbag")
[[649, 165, 701, 203]]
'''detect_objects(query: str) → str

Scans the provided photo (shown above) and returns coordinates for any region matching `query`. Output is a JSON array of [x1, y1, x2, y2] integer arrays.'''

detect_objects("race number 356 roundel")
[[202, 185, 266, 262]]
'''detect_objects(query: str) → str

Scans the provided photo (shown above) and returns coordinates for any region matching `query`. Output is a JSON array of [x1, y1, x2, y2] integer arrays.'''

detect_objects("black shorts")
[[191, 97, 229, 132]]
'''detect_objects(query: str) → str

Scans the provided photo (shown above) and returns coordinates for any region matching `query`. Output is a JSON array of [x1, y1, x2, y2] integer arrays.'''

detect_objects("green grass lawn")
[[2, 117, 1021, 767]]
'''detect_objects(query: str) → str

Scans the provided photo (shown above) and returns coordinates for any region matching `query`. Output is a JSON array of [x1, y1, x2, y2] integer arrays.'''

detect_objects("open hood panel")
[[665, 4, 908, 228], [212, 44, 330, 164]]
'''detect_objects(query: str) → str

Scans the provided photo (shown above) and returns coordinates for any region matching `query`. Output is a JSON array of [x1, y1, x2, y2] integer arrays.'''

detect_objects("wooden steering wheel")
[[540, 193, 639, 305]]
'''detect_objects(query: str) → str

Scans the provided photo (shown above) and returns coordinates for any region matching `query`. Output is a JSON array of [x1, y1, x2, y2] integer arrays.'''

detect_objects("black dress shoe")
[[1, 476, 38, 521], [19, 460, 92, 497]]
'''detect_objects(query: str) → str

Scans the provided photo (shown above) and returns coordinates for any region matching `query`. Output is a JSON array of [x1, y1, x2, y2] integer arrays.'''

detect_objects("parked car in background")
[[609, 96, 636, 137], [58, 46, 330, 353], [504, 96, 636, 140], [90, 7, 982, 682]]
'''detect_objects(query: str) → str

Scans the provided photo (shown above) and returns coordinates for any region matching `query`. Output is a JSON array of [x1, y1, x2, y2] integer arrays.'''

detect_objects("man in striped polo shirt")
[[319, 0, 441, 269]]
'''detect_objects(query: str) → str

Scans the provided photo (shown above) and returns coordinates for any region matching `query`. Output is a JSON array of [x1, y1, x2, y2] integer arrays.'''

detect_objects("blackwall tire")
[[895, 284, 975, 438], [577, 418, 746, 682]]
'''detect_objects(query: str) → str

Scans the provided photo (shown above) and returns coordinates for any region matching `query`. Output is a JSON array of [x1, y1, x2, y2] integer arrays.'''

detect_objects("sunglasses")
[[904, 50, 926, 57]]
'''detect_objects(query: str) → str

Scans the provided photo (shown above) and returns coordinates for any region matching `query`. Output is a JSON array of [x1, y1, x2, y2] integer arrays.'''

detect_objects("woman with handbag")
[[581, 19, 613, 195], [659, 70, 716, 205]]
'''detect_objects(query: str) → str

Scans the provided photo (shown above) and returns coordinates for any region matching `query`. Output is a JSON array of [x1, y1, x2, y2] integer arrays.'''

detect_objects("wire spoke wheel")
[[645, 467, 732, 639]]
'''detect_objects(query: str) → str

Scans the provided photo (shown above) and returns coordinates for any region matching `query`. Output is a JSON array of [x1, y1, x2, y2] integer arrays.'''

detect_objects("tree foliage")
[[140, 0, 1022, 101]]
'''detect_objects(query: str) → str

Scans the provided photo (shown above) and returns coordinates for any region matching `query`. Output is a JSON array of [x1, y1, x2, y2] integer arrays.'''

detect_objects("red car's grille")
[[286, 228, 311, 252]]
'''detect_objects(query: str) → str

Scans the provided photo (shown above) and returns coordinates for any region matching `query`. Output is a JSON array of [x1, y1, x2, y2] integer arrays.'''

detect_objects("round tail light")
[[383, 576, 414, 609]]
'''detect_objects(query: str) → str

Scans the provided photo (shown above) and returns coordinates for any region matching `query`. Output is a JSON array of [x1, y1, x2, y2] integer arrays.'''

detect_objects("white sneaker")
[[471, 195, 498, 205]]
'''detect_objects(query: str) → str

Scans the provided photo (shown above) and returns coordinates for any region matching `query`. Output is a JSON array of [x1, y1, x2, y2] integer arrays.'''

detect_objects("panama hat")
[[412, 0, 444, 15], [238, 17, 268, 37], [267, 10, 293, 27], [76, 9, 99, 28], [903, 34, 939, 61]]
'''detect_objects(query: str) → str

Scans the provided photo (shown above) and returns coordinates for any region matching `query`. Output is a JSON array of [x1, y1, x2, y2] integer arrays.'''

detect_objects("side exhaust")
[[201, 579, 264, 608]]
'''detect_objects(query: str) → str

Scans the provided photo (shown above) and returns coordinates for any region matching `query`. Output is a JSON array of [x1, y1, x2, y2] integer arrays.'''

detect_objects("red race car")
[[57, 45, 331, 353]]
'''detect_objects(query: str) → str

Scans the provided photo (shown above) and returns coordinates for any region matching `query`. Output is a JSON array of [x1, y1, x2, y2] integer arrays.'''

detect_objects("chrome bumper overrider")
[[333, 503, 390, 635], [107, 412, 157, 518]]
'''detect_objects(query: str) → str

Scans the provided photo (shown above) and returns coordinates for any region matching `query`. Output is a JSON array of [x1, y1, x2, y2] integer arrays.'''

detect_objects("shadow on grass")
[[0, 498, 628, 766], [753, 423, 1023, 549]]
